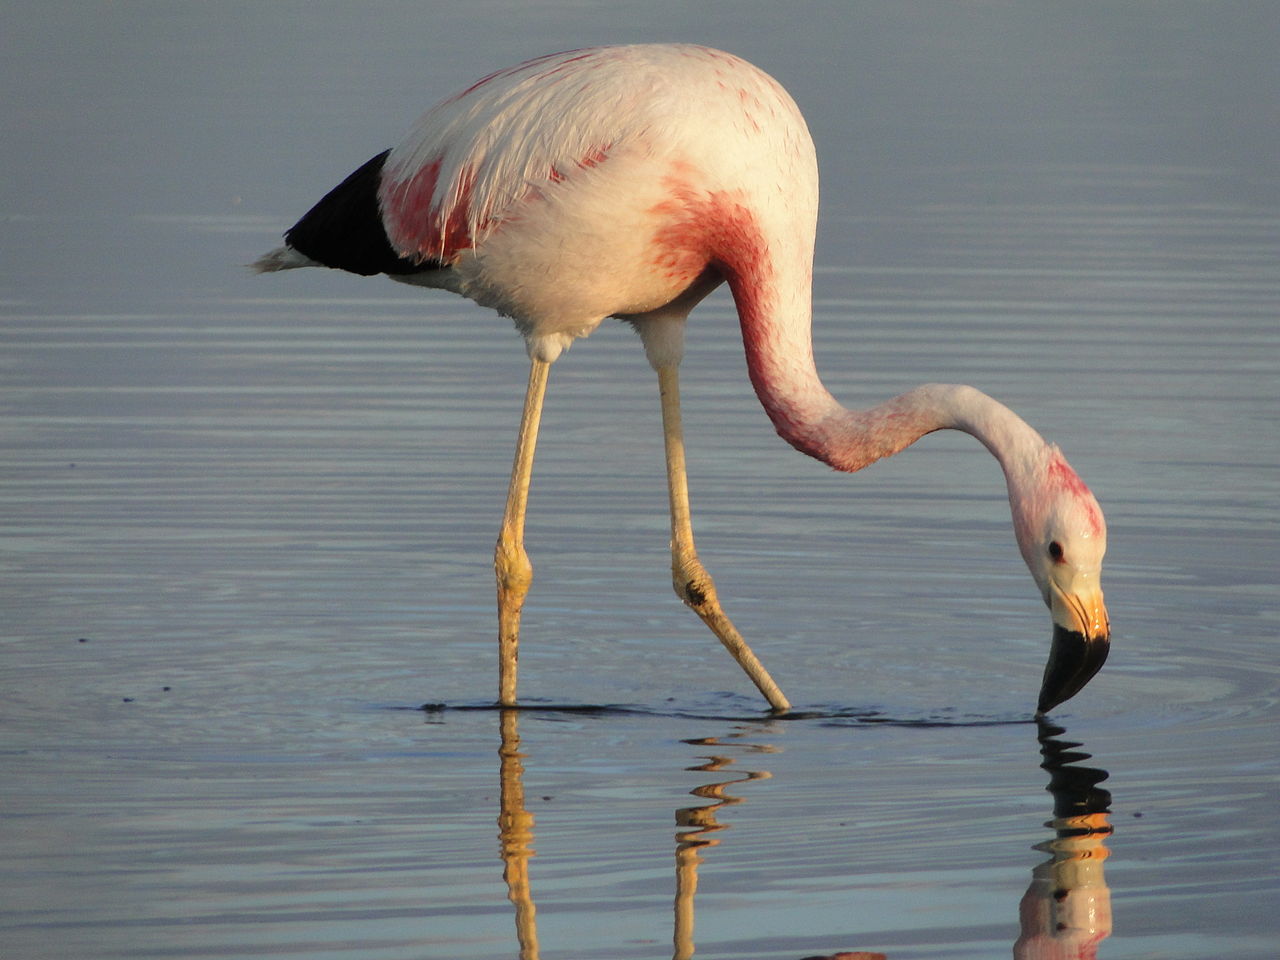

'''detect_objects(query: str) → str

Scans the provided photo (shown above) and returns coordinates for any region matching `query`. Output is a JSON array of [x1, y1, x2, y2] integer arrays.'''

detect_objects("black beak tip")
[[1037, 625, 1111, 715]]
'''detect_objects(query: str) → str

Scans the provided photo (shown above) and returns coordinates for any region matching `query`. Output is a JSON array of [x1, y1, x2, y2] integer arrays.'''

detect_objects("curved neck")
[[727, 267, 1049, 478]]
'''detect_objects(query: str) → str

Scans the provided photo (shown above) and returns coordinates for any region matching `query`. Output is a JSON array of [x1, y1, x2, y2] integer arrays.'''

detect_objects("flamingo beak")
[[1038, 580, 1110, 715]]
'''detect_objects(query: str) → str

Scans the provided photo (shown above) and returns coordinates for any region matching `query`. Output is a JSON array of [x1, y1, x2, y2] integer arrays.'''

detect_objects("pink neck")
[[728, 272, 1047, 477]]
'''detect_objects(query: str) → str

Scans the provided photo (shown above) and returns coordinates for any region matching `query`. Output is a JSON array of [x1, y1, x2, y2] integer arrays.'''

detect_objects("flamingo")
[[255, 43, 1110, 715]]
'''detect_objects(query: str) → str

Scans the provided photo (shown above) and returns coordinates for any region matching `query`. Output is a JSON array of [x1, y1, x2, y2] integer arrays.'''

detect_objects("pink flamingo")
[[255, 44, 1109, 714]]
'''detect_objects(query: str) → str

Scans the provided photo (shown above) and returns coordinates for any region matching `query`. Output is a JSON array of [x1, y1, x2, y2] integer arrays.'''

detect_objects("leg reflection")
[[498, 710, 540, 960], [1015, 720, 1113, 960], [493, 719, 776, 960], [674, 734, 776, 960]]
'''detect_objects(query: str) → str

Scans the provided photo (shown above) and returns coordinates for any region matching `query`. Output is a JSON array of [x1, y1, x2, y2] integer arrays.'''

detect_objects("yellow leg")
[[657, 365, 791, 712], [496, 357, 550, 706]]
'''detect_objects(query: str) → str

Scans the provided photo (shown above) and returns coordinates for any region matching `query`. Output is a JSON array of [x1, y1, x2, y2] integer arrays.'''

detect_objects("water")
[[2, 2, 1277, 958]]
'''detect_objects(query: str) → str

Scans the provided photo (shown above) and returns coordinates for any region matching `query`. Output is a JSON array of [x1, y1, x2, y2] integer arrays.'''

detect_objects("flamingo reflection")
[[1015, 721, 1114, 959], [492, 714, 1110, 959]]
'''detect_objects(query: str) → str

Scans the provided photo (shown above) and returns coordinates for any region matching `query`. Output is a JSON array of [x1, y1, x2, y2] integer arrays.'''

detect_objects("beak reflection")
[[1016, 720, 1113, 958]]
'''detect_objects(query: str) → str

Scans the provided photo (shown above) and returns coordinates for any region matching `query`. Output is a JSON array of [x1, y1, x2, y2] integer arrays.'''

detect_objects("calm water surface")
[[3, 3, 1277, 958]]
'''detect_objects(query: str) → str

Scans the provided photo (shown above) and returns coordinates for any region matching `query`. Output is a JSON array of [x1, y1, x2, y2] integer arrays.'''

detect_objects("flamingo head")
[[1010, 447, 1110, 714]]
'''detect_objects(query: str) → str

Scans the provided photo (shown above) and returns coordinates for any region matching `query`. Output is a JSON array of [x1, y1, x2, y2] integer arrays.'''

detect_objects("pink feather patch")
[[1048, 452, 1104, 534], [382, 157, 478, 263]]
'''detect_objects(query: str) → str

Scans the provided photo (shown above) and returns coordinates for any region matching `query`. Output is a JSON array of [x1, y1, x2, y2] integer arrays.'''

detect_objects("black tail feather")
[[283, 150, 438, 277]]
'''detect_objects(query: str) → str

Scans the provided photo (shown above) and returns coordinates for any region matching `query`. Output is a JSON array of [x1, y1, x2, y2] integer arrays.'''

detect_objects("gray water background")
[[2, 2, 1277, 958]]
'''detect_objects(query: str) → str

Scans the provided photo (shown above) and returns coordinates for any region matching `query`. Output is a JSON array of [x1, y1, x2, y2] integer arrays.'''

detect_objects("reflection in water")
[[494, 716, 782, 960], [498, 711, 539, 960], [1015, 721, 1114, 960], [674, 734, 776, 960], [493, 715, 1111, 960]]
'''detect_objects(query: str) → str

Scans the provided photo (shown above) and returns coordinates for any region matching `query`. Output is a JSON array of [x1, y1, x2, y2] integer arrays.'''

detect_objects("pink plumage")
[[255, 43, 1110, 714]]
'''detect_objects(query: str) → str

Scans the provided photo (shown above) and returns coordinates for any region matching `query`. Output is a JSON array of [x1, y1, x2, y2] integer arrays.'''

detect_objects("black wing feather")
[[284, 150, 438, 277]]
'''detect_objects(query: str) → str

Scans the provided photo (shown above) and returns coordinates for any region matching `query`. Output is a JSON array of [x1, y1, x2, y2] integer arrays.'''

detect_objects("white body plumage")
[[374, 44, 818, 364]]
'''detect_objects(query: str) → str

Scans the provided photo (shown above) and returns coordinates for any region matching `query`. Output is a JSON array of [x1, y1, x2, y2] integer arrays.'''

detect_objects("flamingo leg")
[[657, 364, 791, 712], [496, 357, 551, 706]]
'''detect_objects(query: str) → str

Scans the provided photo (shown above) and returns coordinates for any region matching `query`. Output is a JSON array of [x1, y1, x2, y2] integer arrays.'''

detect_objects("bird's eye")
[[1048, 541, 1064, 562]]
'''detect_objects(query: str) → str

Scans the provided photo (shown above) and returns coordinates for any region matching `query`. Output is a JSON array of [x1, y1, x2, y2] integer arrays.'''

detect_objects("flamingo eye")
[[1048, 541, 1065, 562]]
